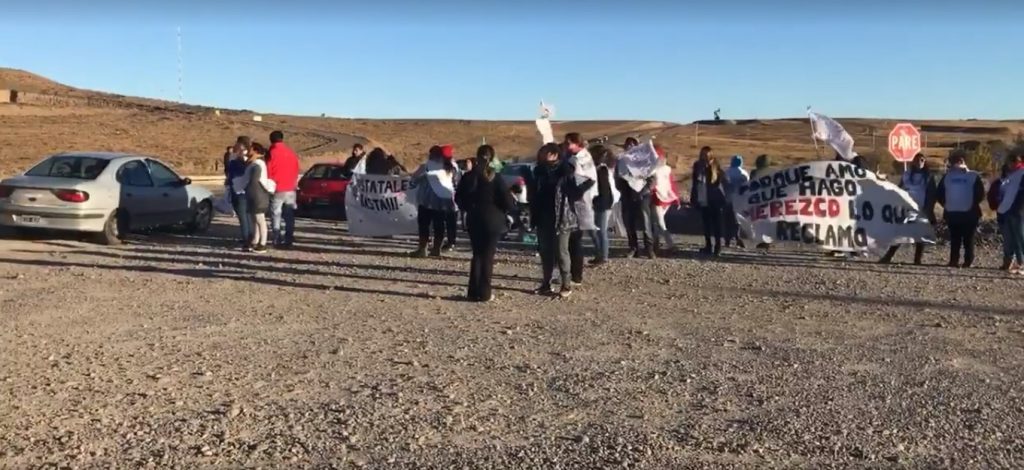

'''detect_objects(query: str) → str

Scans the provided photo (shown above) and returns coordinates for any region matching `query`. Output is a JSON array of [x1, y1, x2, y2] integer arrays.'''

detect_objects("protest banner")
[[733, 161, 935, 253], [345, 173, 419, 236], [616, 141, 659, 192]]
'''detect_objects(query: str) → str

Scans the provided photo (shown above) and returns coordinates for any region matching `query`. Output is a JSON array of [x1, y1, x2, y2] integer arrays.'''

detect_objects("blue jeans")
[[232, 193, 252, 244], [590, 209, 611, 261], [1002, 214, 1024, 265], [271, 191, 297, 245]]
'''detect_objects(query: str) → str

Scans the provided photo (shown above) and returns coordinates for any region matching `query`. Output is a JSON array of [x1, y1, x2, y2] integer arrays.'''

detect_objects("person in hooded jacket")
[[723, 155, 750, 248], [991, 153, 1024, 273], [936, 152, 986, 268], [530, 143, 581, 298], [454, 145, 515, 301], [615, 137, 654, 258], [691, 146, 728, 256], [879, 153, 938, 265]]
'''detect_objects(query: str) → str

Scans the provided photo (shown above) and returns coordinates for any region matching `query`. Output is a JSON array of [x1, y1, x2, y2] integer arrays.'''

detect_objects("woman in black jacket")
[[454, 145, 515, 302], [691, 146, 728, 256]]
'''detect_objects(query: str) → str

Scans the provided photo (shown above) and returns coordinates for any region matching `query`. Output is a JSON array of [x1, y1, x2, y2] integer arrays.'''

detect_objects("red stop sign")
[[888, 123, 921, 162]]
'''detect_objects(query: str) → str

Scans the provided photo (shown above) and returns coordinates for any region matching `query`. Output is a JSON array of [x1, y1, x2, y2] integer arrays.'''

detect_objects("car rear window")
[[26, 156, 110, 180], [306, 165, 350, 180]]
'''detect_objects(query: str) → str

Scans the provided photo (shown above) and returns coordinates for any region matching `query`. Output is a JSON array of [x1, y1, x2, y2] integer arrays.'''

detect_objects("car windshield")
[[26, 156, 110, 180]]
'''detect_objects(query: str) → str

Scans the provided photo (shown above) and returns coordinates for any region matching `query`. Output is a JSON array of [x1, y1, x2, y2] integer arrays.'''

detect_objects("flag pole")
[[807, 106, 822, 158]]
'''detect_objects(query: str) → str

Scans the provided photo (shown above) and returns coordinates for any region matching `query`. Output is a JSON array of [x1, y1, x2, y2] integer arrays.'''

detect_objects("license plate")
[[18, 215, 42, 224], [313, 198, 330, 206]]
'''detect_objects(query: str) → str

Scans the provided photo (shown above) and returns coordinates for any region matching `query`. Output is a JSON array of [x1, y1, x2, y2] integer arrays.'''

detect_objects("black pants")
[[560, 230, 585, 284], [467, 228, 499, 300], [947, 215, 979, 267], [444, 211, 457, 246], [417, 207, 456, 250], [701, 206, 723, 250], [723, 204, 742, 246], [536, 225, 562, 287], [621, 197, 651, 253]]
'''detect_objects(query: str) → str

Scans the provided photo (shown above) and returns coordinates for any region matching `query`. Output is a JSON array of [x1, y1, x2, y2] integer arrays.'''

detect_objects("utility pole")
[[176, 26, 183, 102]]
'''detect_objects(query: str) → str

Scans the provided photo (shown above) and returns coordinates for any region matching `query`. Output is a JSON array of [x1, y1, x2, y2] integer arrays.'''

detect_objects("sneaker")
[[569, 280, 583, 288], [535, 285, 555, 296], [252, 244, 268, 254], [558, 287, 573, 298], [625, 250, 638, 259], [441, 242, 455, 252], [588, 258, 607, 266], [410, 248, 428, 258]]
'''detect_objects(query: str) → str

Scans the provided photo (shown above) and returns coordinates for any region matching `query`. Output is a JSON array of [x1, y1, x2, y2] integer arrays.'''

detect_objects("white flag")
[[809, 111, 856, 161], [535, 100, 556, 144]]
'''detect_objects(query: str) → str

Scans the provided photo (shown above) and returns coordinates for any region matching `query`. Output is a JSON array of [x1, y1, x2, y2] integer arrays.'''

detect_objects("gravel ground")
[[1, 217, 1023, 469]]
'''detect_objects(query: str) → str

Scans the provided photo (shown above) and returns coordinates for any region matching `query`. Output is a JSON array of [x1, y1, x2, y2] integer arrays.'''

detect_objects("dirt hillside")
[[1, 68, 1022, 178]]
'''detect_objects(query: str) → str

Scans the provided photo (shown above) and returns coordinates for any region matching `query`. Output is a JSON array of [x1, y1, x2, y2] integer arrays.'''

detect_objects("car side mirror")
[[180, 178, 192, 186]]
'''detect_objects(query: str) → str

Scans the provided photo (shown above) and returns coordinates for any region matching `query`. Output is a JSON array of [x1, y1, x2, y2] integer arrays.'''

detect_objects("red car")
[[297, 163, 351, 218]]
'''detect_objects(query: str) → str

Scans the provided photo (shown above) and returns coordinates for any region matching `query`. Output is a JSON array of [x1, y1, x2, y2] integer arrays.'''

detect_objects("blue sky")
[[0, 0, 1020, 122]]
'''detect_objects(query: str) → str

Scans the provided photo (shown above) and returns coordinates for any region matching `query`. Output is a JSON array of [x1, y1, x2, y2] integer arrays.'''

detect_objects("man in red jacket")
[[266, 130, 300, 247]]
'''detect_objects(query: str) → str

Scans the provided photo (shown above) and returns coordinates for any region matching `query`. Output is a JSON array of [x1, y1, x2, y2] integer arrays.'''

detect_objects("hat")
[[441, 145, 454, 159], [730, 155, 743, 168]]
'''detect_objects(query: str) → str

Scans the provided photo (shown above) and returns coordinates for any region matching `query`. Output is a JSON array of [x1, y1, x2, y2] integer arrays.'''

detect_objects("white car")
[[0, 152, 214, 244]]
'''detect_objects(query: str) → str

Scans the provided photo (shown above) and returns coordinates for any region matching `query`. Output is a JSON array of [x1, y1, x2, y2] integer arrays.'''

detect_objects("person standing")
[[691, 146, 727, 256], [530, 143, 578, 297], [879, 153, 938, 265], [225, 136, 253, 249], [723, 155, 750, 248], [440, 145, 460, 251], [343, 143, 366, 174], [615, 137, 654, 258], [410, 146, 458, 257], [231, 143, 274, 253], [266, 130, 300, 248], [650, 146, 679, 254], [589, 146, 618, 265], [455, 145, 515, 302], [563, 133, 597, 284], [992, 154, 1024, 273], [936, 152, 985, 268]]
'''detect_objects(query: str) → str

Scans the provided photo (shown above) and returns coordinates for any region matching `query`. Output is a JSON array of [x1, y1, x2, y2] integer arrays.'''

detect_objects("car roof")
[[50, 151, 151, 161]]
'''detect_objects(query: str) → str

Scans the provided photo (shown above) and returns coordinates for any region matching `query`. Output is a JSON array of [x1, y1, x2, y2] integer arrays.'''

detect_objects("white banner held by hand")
[[535, 100, 556, 144]]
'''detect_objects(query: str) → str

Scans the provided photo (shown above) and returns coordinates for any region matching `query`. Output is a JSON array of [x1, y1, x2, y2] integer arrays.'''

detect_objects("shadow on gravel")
[[661, 249, 1007, 280], [120, 246, 535, 283], [0, 257, 459, 300]]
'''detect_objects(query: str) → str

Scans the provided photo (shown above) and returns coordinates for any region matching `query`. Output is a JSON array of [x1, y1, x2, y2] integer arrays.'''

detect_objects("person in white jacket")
[[723, 155, 750, 248]]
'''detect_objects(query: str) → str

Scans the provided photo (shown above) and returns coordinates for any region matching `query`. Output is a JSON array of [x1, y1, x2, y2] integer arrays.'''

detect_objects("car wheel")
[[97, 210, 126, 245], [187, 200, 213, 234]]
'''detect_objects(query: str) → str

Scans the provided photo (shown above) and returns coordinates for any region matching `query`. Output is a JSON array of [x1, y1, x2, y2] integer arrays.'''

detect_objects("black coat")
[[529, 161, 578, 231], [455, 168, 515, 235]]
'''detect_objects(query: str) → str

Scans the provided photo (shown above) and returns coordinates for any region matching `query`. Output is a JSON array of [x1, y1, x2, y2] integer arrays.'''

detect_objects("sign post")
[[888, 123, 922, 171]]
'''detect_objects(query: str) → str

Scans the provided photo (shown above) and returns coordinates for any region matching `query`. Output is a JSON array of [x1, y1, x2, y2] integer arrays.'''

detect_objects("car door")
[[116, 159, 160, 229], [146, 159, 190, 225]]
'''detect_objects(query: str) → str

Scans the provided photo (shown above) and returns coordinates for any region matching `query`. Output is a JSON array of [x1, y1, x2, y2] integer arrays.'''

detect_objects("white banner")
[[535, 100, 556, 144], [345, 173, 419, 236], [809, 111, 856, 161], [616, 141, 658, 192], [733, 161, 935, 253]]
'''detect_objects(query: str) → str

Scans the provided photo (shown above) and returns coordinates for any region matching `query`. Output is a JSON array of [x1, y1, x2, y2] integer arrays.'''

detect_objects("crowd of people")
[[221, 131, 1024, 303]]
